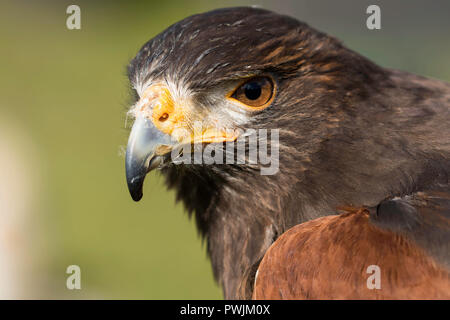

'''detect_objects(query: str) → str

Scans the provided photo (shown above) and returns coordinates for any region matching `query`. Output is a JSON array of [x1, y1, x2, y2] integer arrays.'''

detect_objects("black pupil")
[[244, 81, 262, 100]]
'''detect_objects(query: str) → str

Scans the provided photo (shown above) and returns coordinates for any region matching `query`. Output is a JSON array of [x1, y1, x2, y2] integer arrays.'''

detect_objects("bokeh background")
[[0, 0, 449, 299]]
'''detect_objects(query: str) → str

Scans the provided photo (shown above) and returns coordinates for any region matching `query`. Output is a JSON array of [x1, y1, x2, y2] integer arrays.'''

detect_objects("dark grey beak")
[[125, 116, 175, 201]]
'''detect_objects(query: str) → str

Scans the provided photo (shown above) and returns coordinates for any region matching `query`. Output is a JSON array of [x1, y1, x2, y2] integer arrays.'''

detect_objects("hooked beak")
[[125, 115, 176, 201]]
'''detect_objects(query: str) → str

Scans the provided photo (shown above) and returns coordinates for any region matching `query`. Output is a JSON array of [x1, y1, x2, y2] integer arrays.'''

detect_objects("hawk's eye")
[[230, 76, 275, 109]]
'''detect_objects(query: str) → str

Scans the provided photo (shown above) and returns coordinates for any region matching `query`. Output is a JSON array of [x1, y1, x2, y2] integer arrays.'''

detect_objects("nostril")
[[159, 113, 169, 122]]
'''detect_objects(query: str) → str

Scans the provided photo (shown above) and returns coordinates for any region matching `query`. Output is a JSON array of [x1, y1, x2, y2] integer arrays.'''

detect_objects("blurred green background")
[[0, 0, 449, 299]]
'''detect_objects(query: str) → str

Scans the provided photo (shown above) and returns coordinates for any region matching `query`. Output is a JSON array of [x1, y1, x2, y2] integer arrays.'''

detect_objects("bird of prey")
[[124, 7, 450, 299]]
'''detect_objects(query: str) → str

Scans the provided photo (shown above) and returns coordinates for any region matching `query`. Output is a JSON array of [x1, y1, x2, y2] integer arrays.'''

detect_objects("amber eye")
[[230, 76, 275, 109]]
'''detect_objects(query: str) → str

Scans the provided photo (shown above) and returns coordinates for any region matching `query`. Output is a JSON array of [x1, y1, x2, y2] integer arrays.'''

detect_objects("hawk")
[[124, 7, 450, 299]]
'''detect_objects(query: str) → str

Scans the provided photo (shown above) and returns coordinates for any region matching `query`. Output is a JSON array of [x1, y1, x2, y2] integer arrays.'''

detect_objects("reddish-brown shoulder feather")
[[252, 209, 450, 299]]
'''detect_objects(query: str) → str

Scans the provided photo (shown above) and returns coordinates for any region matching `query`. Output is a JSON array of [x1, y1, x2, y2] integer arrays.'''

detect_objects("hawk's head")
[[125, 7, 383, 202]]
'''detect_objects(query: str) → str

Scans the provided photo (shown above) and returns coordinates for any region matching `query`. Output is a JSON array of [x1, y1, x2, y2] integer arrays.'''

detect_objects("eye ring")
[[227, 76, 276, 110]]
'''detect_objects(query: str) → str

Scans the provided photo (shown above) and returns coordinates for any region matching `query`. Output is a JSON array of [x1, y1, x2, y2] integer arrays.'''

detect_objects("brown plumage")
[[125, 7, 450, 299], [253, 207, 450, 299]]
